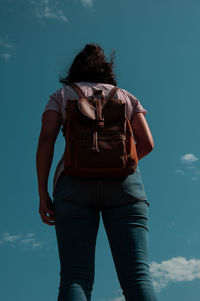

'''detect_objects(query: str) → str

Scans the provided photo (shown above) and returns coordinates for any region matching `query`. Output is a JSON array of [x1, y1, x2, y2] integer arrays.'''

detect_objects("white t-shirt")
[[42, 82, 147, 192]]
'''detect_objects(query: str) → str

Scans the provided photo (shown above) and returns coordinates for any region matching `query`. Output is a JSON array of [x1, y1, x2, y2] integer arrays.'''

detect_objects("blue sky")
[[1, 0, 200, 300]]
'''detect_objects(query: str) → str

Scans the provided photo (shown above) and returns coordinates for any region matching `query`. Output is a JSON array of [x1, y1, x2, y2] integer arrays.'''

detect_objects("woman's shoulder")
[[50, 83, 138, 104], [118, 87, 138, 101]]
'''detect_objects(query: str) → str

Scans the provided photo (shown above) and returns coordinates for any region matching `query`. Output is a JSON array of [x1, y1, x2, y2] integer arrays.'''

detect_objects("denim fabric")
[[53, 175, 157, 301], [52, 165, 148, 209]]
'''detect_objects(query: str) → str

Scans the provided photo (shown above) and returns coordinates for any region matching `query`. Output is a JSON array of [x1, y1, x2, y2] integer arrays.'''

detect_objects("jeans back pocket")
[[53, 172, 83, 201]]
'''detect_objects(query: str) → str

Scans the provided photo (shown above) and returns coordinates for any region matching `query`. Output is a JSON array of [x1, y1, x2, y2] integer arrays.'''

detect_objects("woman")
[[36, 44, 158, 301]]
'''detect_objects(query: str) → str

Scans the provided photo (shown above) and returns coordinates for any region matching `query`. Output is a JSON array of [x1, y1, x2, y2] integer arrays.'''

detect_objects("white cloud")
[[0, 232, 42, 250], [174, 169, 185, 175], [0, 37, 14, 61], [100, 296, 124, 301], [108, 297, 124, 301], [2, 232, 21, 242], [80, 0, 93, 8], [20, 238, 35, 244], [150, 257, 200, 292], [191, 176, 198, 181], [186, 166, 195, 169], [30, 0, 68, 22], [2, 53, 11, 62], [175, 153, 200, 181], [26, 232, 35, 238], [31, 242, 42, 249], [20, 237, 42, 249], [0, 37, 14, 50], [181, 153, 198, 163]]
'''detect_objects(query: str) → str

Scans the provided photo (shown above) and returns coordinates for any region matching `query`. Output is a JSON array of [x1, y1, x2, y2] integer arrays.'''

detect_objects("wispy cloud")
[[80, 0, 93, 7], [108, 297, 124, 301], [0, 36, 14, 62], [150, 257, 200, 292], [0, 232, 42, 250], [181, 153, 198, 163], [174, 153, 200, 181], [30, 0, 68, 23], [99, 295, 124, 301], [174, 169, 185, 175], [1, 53, 11, 62], [0, 37, 14, 50], [2, 232, 21, 243]]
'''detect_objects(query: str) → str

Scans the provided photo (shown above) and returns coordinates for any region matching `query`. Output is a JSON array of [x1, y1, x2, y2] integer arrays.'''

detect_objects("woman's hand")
[[39, 192, 56, 226]]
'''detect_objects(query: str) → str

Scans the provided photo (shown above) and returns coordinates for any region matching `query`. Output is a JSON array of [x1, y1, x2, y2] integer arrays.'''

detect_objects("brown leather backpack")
[[62, 83, 138, 177]]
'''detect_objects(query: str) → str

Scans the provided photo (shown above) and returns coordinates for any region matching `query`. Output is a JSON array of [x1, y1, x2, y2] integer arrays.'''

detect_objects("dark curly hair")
[[59, 44, 117, 86]]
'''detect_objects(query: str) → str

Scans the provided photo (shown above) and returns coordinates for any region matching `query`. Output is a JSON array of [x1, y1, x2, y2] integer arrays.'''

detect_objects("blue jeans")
[[53, 172, 157, 301]]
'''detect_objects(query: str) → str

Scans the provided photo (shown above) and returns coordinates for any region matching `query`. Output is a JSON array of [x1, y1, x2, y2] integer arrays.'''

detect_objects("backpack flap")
[[78, 97, 96, 120], [102, 100, 125, 123], [77, 95, 125, 124]]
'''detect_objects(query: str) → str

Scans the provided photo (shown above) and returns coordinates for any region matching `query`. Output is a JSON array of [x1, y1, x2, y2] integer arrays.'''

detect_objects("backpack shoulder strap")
[[69, 83, 86, 98], [107, 86, 118, 99]]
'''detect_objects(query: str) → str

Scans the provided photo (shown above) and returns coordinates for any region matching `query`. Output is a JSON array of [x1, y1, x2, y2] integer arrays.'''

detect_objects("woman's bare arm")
[[36, 110, 61, 225], [131, 112, 154, 160]]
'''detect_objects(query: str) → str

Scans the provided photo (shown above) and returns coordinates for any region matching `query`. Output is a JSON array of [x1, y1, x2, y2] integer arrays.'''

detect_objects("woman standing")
[[36, 44, 158, 301]]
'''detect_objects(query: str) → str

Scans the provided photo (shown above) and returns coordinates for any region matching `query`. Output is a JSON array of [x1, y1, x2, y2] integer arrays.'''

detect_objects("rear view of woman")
[[36, 44, 158, 301]]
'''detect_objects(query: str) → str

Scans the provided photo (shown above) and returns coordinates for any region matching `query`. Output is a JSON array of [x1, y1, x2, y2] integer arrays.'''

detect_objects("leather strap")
[[69, 83, 86, 98], [96, 99, 104, 127], [107, 86, 118, 99]]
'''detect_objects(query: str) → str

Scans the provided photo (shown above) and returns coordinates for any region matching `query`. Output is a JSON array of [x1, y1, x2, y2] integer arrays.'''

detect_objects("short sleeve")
[[42, 89, 62, 120], [123, 90, 147, 121]]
